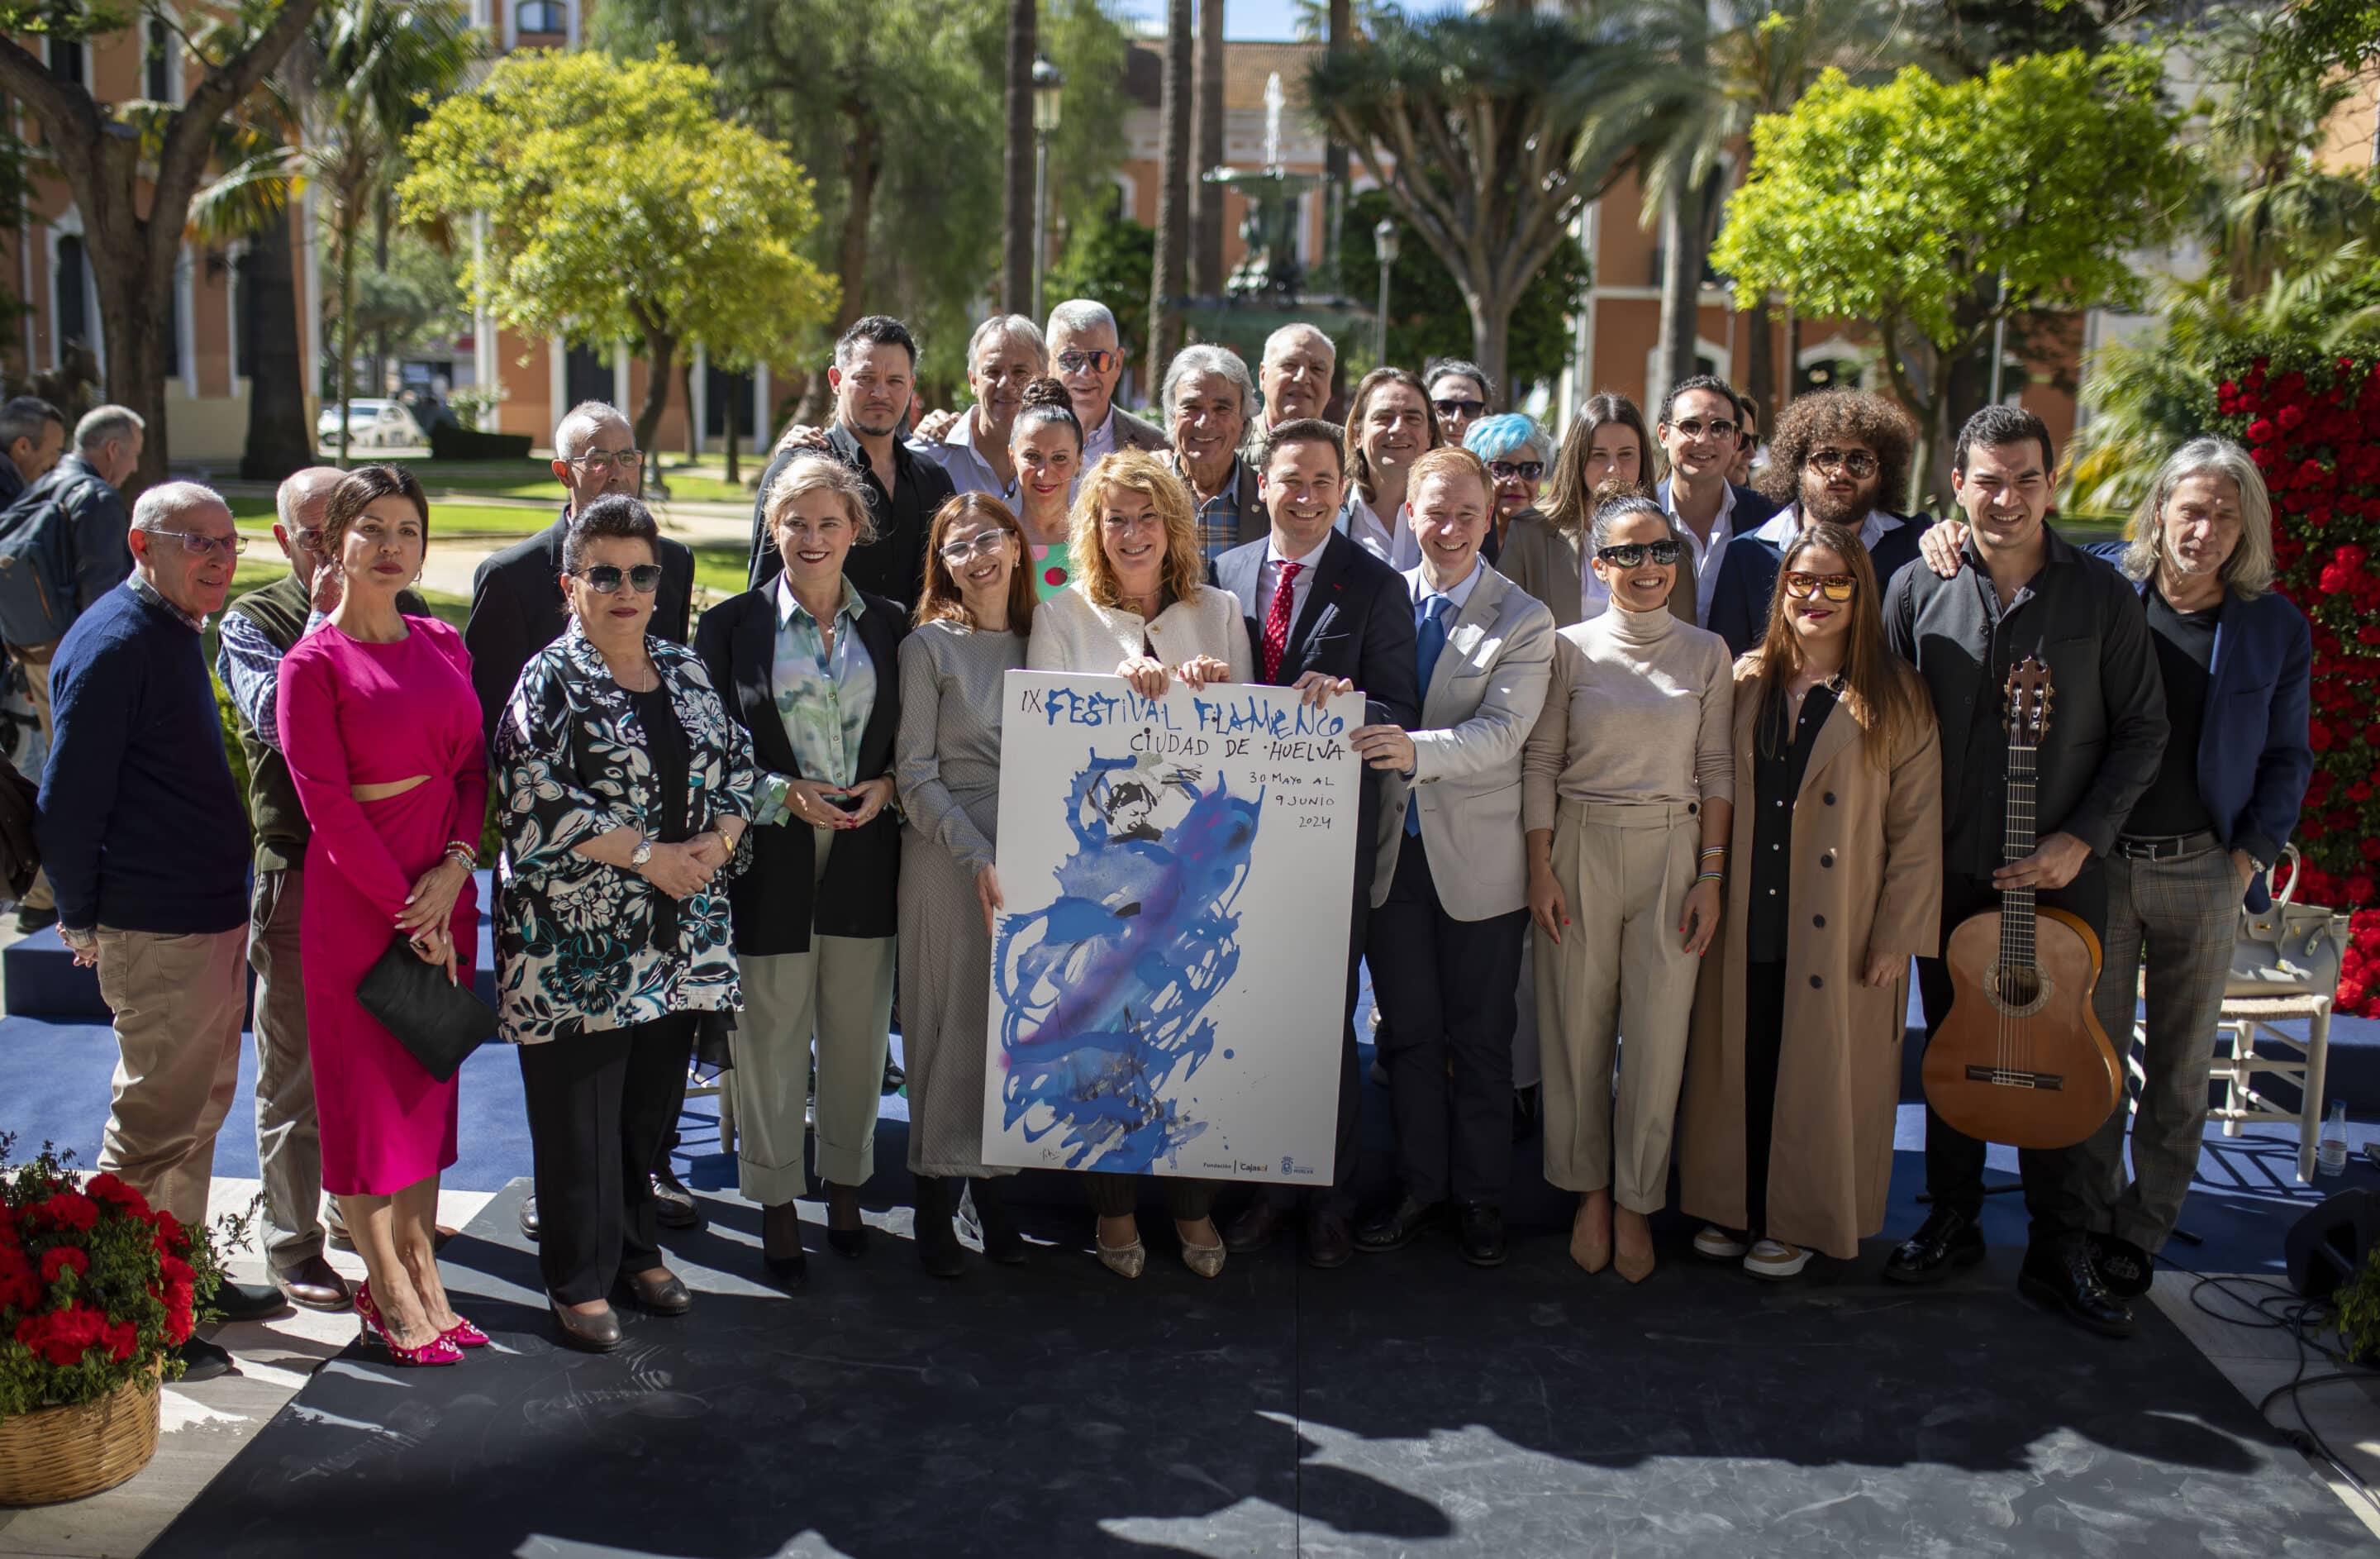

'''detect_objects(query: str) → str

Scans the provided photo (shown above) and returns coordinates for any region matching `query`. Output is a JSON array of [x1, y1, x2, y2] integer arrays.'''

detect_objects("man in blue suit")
[[1653, 374, 1781, 628], [1210, 417, 1421, 1268], [1706, 389, 1932, 656]]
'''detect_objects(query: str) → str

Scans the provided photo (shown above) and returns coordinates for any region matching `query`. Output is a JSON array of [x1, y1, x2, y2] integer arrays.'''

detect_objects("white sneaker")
[[1745, 1238, 1811, 1280], [1692, 1225, 1749, 1261]]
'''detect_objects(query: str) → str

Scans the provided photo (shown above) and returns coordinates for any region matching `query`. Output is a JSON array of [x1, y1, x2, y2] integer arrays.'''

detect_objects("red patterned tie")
[[1262, 561, 1303, 683]]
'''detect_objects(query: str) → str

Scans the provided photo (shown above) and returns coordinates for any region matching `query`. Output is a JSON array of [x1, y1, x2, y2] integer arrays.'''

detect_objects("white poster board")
[[982, 670, 1362, 1186]]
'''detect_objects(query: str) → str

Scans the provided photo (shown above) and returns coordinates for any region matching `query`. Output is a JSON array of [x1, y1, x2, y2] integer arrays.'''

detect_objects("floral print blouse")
[[493, 622, 759, 1044]]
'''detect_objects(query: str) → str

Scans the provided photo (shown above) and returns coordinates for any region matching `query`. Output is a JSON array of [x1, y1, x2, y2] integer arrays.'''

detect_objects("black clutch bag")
[[357, 933, 499, 1083]]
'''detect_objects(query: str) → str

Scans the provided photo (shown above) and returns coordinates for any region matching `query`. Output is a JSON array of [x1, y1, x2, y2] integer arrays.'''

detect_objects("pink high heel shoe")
[[440, 1316, 491, 1348], [355, 1281, 462, 1367]]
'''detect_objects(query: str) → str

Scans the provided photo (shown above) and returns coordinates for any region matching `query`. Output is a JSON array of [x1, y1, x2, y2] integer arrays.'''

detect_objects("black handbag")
[[357, 932, 499, 1082]]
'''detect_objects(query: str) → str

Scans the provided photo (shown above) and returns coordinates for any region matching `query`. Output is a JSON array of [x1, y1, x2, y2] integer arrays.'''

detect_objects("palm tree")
[[1148, 0, 1192, 393], [1002, 0, 1035, 316]]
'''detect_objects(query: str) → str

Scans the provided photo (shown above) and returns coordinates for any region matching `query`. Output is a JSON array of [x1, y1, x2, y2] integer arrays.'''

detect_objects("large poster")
[[982, 670, 1363, 1186]]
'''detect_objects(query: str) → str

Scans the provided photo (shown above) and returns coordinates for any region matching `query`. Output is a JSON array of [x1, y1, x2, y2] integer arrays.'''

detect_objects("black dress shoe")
[[1883, 1205, 1985, 1285], [912, 1175, 965, 1280], [1354, 1194, 1442, 1253], [2019, 1238, 2136, 1339], [173, 1336, 235, 1381], [1304, 1204, 1353, 1269], [211, 1279, 292, 1323], [882, 1058, 906, 1096], [612, 1270, 693, 1316], [2088, 1232, 2154, 1299], [967, 1178, 1027, 1266], [272, 1254, 353, 1312], [650, 1168, 700, 1229], [1223, 1199, 1286, 1255], [762, 1200, 809, 1290], [1459, 1204, 1507, 1269], [550, 1300, 623, 1352], [15, 903, 55, 933], [520, 1194, 541, 1242]]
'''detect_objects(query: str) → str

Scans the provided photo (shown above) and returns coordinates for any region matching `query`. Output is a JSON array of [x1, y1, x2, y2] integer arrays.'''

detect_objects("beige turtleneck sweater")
[[1522, 599, 1735, 832]]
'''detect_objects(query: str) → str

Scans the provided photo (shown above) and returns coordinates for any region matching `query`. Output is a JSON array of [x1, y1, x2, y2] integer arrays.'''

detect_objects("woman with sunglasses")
[[1523, 482, 1734, 1283], [696, 452, 907, 1290], [1460, 412, 1550, 563], [1676, 523, 1940, 1280], [897, 493, 1040, 1275], [278, 465, 488, 1365], [493, 495, 757, 1351]]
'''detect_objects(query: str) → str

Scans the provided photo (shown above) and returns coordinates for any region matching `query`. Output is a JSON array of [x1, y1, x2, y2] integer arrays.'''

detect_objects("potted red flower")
[[0, 1135, 233, 1505]]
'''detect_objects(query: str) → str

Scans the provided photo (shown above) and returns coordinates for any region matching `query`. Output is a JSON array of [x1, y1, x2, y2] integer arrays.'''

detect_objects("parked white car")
[[318, 398, 426, 451]]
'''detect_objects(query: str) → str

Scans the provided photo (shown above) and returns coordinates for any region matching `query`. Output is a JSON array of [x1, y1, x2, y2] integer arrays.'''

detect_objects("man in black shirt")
[[1883, 404, 2168, 1339], [747, 316, 952, 612]]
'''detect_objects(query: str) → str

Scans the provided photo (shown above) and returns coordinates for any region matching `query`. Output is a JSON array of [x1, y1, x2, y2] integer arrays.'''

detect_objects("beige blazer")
[[1368, 565, 1556, 921], [1025, 581, 1254, 684]]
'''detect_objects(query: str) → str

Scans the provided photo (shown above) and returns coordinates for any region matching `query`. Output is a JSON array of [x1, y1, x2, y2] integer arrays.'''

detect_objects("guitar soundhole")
[[1985, 963, 2052, 1018]]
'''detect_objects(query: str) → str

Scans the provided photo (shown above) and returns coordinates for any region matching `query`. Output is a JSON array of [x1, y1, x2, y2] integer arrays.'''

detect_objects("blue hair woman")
[[1463, 412, 1553, 565]]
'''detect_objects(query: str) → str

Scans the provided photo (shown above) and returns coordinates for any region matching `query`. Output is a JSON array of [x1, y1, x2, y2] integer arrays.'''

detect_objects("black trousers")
[[1744, 960, 1787, 1237], [1086, 1171, 1216, 1220], [1916, 868, 2106, 1247], [1372, 838, 1526, 1207], [518, 1012, 699, 1305]]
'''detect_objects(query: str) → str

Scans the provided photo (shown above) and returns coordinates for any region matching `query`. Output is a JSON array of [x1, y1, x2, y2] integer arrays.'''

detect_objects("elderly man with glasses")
[[38, 483, 293, 1380], [217, 469, 431, 1313], [466, 401, 697, 1241]]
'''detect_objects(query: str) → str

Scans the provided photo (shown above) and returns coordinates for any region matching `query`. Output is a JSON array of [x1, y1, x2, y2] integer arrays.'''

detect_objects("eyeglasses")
[[1056, 349, 1118, 374], [567, 449, 645, 473], [1433, 398, 1486, 420], [1595, 539, 1683, 568], [1486, 460, 1544, 483], [292, 527, 326, 553], [1809, 448, 1879, 479], [151, 529, 247, 558], [1667, 416, 1739, 443], [1782, 571, 1858, 601], [938, 531, 1013, 565], [572, 563, 664, 594]]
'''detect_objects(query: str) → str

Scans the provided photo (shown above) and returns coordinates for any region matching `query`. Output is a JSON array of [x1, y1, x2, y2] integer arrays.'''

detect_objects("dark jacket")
[[746, 423, 954, 611], [464, 508, 696, 753], [1706, 508, 1934, 657], [7, 451, 131, 624], [693, 581, 905, 956], [1884, 525, 2168, 879]]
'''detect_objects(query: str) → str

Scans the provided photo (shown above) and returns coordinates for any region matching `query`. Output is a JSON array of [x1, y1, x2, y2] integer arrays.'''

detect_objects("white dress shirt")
[[1405, 555, 1484, 617], [1256, 532, 1330, 636], [908, 408, 1015, 503], [1664, 479, 1739, 626], [1340, 491, 1421, 570]]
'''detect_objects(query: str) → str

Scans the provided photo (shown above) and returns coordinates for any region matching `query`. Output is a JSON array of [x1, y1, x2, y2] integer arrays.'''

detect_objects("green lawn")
[[226, 495, 559, 537], [365, 455, 759, 505]]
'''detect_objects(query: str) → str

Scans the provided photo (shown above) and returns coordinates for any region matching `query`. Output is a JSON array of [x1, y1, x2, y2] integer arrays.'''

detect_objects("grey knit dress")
[[894, 618, 1027, 1177]]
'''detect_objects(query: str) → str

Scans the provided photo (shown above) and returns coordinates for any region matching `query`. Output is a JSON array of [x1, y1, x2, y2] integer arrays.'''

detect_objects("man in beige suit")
[[1349, 446, 1556, 1267]]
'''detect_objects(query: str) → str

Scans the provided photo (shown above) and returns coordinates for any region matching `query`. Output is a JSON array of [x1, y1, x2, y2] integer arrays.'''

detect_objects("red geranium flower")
[[37, 1247, 88, 1284]]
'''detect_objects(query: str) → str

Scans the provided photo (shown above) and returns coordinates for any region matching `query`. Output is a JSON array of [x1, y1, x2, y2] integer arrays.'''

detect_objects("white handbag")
[[2229, 844, 2353, 1000]]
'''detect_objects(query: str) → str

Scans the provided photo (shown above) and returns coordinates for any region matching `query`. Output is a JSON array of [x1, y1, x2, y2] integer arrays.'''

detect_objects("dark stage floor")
[[145, 1180, 2375, 1559]]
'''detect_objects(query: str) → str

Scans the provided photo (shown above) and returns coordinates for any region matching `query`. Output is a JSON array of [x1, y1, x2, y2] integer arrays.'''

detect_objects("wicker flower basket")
[[0, 1363, 163, 1507]]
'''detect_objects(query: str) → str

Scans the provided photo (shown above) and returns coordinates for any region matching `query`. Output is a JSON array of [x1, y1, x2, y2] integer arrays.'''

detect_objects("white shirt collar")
[[1265, 531, 1330, 570], [1664, 478, 1737, 546], [1749, 502, 1906, 551], [1406, 557, 1483, 611]]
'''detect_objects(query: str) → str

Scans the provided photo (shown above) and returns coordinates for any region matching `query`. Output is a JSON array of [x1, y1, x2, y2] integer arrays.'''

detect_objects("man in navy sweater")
[[36, 482, 290, 1380]]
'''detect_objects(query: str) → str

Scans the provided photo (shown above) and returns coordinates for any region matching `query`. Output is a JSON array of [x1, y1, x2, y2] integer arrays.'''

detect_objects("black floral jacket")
[[493, 623, 759, 1043]]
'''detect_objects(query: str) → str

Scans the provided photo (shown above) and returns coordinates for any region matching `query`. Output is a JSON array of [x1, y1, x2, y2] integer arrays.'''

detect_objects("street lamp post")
[[1032, 56, 1065, 323], [1373, 217, 1400, 365]]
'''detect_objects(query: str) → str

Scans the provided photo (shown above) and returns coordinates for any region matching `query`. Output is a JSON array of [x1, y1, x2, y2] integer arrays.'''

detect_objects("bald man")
[[1241, 324, 1337, 463], [217, 467, 430, 1313]]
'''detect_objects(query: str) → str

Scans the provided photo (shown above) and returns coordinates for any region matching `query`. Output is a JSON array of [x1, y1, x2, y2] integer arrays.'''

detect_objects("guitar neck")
[[2001, 746, 2038, 968]]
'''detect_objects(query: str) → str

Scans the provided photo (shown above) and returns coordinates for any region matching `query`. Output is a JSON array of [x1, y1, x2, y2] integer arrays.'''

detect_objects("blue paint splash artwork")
[[992, 751, 1262, 1173]]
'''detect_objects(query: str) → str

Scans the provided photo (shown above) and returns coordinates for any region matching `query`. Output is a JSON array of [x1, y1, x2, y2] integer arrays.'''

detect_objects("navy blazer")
[[1210, 530, 1421, 858], [2081, 542, 2312, 913], [1706, 508, 1933, 657]]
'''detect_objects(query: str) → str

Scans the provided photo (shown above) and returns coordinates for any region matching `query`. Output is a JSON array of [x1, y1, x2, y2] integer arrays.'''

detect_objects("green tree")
[[398, 49, 836, 475], [1045, 213, 1153, 377], [1711, 50, 2188, 504]]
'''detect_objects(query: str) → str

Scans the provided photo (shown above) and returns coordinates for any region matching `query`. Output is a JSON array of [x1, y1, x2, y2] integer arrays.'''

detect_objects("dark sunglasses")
[[573, 563, 664, 594], [1595, 539, 1683, 568], [1055, 349, 1118, 374], [1809, 448, 1879, 479], [1487, 460, 1544, 483], [1667, 415, 1739, 442], [1433, 398, 1486, 419], [1783, 571, 1857, 601]]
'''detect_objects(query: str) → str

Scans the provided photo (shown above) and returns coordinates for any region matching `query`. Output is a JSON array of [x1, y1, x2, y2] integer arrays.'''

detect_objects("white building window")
[[515, 1, 568, 37]]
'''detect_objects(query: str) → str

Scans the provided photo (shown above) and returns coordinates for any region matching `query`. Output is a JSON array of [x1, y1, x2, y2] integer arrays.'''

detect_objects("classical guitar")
[[1921, 656, 2123, 1150]]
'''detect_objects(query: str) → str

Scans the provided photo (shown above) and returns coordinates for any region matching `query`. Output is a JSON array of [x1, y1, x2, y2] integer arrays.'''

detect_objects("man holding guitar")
[[1881, 405, 2168, 1338]]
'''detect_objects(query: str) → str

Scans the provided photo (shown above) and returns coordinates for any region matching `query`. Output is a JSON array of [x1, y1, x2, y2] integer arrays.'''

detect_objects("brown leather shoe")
[[272, 1254, 353, 1312], [550, 1299, 622, 1353], [1569, 1191, 1611, 1275], [612, 1269, 692, 1317]]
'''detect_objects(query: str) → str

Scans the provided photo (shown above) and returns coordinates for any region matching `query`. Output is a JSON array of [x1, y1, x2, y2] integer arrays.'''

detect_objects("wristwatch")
[[630, 840, 654, 871]]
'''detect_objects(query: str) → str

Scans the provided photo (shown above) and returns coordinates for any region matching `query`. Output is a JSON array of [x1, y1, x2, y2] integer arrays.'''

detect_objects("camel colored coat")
[[1676, 657, 1944, 1260]]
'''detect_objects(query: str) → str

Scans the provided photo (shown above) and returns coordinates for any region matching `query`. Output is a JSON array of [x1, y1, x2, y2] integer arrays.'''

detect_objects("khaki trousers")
[[248, 867, 326, 1265], [93, 926, 248, 1227], [731, 830, 896, 1204], [1538, 800, 1702, 1212], [15, 646, 54, 912]]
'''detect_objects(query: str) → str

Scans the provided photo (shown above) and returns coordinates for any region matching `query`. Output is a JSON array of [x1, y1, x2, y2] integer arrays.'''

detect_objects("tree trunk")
[[1463, 287, 1516, 415], [1000, 0, 1035, 317], [372, 182, 391, 398], [1745, 293, 1776, 428], [1654, 179, 1702, 409], [336, 205, 358, 468], [836, 78, 883, 331], [683, 360, 698, 463], [1322, 0, 1349, 276], [724, 375, 742, 487], [1784, 303, 1801, 408], [635, 327, 678, 498], [1148, 0, 1192, 392], [239, 212, 314, 481], [1190, 0, 1224, 299], [88, 255, 173, 502]]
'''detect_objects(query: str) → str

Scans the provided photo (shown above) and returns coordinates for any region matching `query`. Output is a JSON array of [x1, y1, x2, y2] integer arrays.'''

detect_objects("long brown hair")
[[1343, 365, 1442, 503], [1067, 449, 1204, 611], [916, 492, 1035, 636], [1544, 392, 1657, 537], [1748, 521, 1927, 770]]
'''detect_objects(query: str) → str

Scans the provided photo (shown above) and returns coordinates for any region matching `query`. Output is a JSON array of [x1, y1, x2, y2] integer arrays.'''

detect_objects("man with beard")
[[1240, 324, 1337, 461], [1706, 389, 1932, 656], [748, 316, 953, 609]]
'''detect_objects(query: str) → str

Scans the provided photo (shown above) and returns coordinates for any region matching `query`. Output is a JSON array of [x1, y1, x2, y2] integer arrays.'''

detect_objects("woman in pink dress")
[[279, 465, 488, 1366]]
